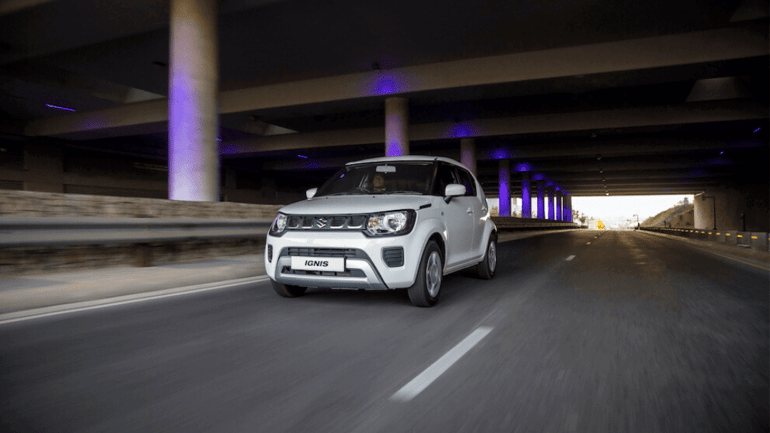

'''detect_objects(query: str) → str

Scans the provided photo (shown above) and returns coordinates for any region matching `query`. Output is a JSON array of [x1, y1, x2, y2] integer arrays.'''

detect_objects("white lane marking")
[[566, 255, 576, 261], [586, 242, 591, 245], [391, 326, 493, 402], [0, 275, 270, 326]]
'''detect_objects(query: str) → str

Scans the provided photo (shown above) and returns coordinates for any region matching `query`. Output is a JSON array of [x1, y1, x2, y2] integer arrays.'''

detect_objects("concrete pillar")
[[460, 138, 477, 175], [556, 190, 563, 221], [537, 181, 545, 219], [547, 186, 555, 220], [385, 97, 409, 156], [168, 0, 220, 201], [521, 172, 532, 219], [564, 194, 572, 222], [498, 159, 511, 217]]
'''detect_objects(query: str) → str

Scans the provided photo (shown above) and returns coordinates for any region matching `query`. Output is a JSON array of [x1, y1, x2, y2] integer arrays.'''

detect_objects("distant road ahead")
[[1, 231, 767, 433]]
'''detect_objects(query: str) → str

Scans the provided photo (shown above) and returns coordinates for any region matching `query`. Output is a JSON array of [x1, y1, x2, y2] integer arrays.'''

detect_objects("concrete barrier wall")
[[0, 190, 283, 219], [0, 190, 286, 276], [640, 227, 770, 251]]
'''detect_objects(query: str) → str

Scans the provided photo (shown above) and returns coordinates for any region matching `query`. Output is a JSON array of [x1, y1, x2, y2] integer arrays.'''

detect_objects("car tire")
[[475, 235, 497, 280], [407, 241, 443, 307], [271, 279, 308, 298]]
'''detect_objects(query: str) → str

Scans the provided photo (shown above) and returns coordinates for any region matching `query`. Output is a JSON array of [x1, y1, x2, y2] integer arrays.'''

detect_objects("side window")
[[433, 163, 459, 196], [456, 169, 477, 197]]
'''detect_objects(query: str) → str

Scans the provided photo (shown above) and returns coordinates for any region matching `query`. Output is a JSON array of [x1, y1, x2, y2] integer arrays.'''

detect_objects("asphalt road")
[[1, 230, 767, 433]]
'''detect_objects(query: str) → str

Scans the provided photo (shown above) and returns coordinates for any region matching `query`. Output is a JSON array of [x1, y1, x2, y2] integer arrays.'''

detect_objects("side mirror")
[[306, 188, 317, 199], [444, 184, 465, 203]]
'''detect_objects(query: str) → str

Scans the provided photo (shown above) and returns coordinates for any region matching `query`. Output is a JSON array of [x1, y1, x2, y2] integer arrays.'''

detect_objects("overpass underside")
[[0, 0, 767, 229]]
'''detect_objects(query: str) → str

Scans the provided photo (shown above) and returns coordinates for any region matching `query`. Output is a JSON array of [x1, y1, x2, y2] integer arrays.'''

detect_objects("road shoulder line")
[[0, 275, 270, 325]]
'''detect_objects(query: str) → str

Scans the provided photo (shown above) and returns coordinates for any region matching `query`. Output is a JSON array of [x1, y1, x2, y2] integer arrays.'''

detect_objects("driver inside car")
[[372, 173, 387, 192]]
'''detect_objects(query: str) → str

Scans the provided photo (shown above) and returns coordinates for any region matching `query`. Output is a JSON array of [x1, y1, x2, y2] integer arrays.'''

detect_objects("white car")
[[265, 156, 497, 307]]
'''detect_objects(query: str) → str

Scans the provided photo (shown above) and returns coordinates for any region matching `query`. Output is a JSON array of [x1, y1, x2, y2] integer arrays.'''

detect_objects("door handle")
[[466, 207, 473, 214]]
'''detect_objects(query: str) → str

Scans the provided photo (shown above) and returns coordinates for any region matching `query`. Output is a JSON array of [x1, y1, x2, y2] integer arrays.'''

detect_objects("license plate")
[[291, 256, 345, 272]]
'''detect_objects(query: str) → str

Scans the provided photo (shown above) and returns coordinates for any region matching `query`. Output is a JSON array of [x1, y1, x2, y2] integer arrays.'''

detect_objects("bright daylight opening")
[[487, 194, 695, 229]]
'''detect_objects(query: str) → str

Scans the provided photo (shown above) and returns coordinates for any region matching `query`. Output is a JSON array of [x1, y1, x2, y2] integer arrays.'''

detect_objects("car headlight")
[[366, 210, 414, 236], [270, 213, 287, 236]]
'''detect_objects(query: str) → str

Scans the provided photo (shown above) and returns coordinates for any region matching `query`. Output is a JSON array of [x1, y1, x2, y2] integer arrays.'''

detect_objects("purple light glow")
[[303, 161, 321, 169], [488, 148, 514, 160], [536, 183, 545, 219], [521, 177, 532, 218], [545, 181, 555, 187], [366, 71, 410, 96], [499, 166, 511, 217], [753, 128, 761, 133], [532, 173, 546, 181], [555, 186, 561, 191], [719, 151, 724, 154], [298, 154, 308, 158], [449, 123, 476, 138], [46, 103, 75, 112], [515, 163, 533, 172], [216, 138, 222, 142]]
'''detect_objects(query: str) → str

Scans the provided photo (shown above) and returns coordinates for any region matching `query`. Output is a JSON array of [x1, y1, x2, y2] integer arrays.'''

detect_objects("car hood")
[[278, 195, 433, 215]]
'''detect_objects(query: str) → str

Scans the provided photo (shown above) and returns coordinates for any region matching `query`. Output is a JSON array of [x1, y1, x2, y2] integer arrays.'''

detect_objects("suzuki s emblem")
[[316, 217, 328, 228]]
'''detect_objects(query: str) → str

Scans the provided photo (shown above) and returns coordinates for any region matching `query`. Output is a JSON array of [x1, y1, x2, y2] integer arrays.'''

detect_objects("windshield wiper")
[[386, 191, 424, 195]]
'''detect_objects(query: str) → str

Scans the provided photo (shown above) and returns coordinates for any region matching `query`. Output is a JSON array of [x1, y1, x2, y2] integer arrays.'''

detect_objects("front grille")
[[287, 247, 357, 258], [286, 215, 367, 230], [382, 247, 404, 267]]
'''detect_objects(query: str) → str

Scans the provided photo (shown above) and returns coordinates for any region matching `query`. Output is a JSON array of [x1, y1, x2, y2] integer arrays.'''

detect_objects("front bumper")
[[265, 231, 418, 290]]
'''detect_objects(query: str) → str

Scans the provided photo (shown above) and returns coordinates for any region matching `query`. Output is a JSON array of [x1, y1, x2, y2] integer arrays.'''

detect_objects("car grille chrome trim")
[[285, 215, 368, 231]]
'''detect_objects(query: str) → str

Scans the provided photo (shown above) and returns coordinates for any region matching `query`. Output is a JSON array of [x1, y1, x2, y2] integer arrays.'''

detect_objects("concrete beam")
[[220, 101, 767, 155], [23, 22, 768, 137]]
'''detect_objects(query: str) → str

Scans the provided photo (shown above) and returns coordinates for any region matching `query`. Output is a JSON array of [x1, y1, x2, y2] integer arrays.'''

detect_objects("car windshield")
[[314, 162, 435, 197]]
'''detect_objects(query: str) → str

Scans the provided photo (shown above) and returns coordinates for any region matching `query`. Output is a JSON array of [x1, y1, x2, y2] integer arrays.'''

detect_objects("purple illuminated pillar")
[[547, 186, 555, 220], [563, 194, 572, 222], [537, 182, 545, 219], [555, 190, 563, 221], [169, 0, 219, 201], [521, 172, 531, 218], [169, 0, 220, 201], [385, 97, 409, 156], [460, 138, 477, 175], [498, 159, 511, 217]]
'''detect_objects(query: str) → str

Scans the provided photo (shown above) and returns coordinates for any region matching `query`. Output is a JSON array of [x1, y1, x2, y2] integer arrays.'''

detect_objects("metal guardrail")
[[491, 216, 581, 230], [0, 217, 274, 247], [639, 226, 770, 251]]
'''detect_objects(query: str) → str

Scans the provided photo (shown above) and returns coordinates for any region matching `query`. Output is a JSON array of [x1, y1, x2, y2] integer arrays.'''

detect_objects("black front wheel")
[[407, 241, 443, 307], [271, 279, 308, 298], [475, 235, 497, 280]]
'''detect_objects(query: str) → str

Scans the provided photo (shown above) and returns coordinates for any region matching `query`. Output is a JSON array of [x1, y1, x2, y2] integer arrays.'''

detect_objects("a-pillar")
[[536, 181, 545, 219], [547, 186, 555, 220], [385, 97, 409, 156], [498, 159, 511, 217], [169, 0, 220, 201], [555, 190, 563, 221], [460, 138, 477, 175], [521, 172, 532, 219]]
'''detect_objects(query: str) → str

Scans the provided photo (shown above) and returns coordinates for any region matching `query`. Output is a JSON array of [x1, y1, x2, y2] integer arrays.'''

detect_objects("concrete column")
[[521, 172, 532, 219], [537, 181, 545, 219], [498, 159, 511, 217], [547, 186, 555, 220], [556, 190, 563, 221], [460, 138, 477, 175], [168, 0, 220, 201], [564, 194, 572, 222], [385, 97, 409, 156]]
